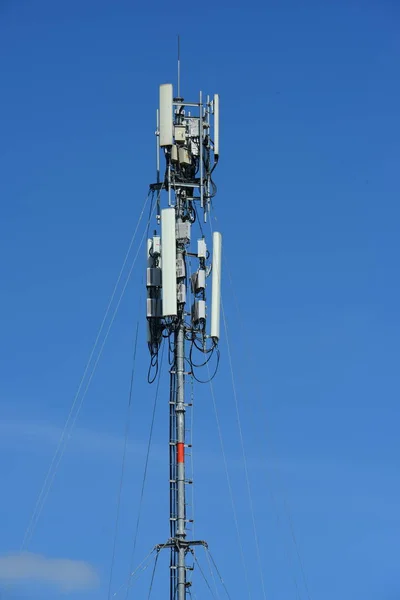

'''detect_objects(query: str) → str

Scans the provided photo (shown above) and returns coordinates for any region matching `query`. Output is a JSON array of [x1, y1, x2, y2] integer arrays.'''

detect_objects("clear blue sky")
[[1, 0, 400, 599]]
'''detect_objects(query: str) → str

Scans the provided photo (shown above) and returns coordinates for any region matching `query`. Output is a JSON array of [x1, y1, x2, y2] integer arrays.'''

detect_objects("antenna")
[[147, 69, 221, 600], [211, 231, 222, 340], [159, 84, 173, 147], [214, 94, 220, 158], [177, 35, 181, 98]]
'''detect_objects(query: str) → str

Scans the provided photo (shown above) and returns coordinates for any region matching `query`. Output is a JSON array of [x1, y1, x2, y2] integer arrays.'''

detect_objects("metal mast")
[[146, 77, 222, 600]]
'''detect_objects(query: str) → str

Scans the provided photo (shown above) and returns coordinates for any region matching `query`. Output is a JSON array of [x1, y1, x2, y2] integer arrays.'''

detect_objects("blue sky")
[[1, 0, 400, 598]]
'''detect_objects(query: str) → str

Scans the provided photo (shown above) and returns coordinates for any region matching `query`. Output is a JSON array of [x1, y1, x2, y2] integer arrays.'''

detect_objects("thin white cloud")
[[0, 552, 99, 592]]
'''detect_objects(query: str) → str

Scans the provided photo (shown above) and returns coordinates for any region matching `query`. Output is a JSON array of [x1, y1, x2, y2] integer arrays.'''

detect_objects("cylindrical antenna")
[[211, 231, 222, 340], [214, 94, 220, 158]]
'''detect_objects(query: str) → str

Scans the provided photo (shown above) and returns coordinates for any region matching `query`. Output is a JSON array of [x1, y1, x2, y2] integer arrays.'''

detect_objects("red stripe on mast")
[[177, 442, 184, 463]]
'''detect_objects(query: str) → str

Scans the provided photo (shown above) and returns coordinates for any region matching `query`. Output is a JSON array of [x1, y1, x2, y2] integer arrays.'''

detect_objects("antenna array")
[[145, 77, 222, 600]]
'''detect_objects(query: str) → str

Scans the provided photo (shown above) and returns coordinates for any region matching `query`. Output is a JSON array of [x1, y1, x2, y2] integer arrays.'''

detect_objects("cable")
[[146, 190, 157, 239], [193, 203, 205, 238], [221, 246, 310, 600], [148, 348, 160, 384], [21, 191, 151, 551], [206, 549, 232, 600], [207, 362, 252, 600], [125, 342, 165, 600], [208, 210, 305, 600], [21, 193, 155, 550], [190, 346, 220, 384], [114, 539, 170, 599], [107, 317, 140, 600], [192, 552, 217, 600], [221, 300, 267, 600], [205, 546, 220, 600], [112, 547, 157, 598], [147, 551, 160, 600], [189, 339, 216, 367], [26, 212, 153, 547]]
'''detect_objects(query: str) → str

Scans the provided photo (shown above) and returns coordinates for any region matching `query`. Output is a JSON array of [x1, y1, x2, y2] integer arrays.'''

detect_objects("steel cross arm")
[[155, 539, 208, 552]]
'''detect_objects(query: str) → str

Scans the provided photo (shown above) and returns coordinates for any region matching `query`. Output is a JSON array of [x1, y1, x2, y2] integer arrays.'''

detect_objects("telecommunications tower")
[[145, 72, 222, 600]]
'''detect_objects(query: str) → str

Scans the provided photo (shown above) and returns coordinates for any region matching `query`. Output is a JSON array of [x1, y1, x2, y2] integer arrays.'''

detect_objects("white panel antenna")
[[214, 94, 220, 158], [210, 231, 222, 340], [159, 84, 173, 147], [161, 208, 177, 316]]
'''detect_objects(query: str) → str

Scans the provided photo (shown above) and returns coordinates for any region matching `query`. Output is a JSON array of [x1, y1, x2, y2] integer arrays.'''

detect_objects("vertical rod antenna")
[[177, 35, 181, 98]]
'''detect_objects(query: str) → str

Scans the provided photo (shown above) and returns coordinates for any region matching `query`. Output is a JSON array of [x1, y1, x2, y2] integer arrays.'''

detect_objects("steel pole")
[[175, 320, 186, 600]]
